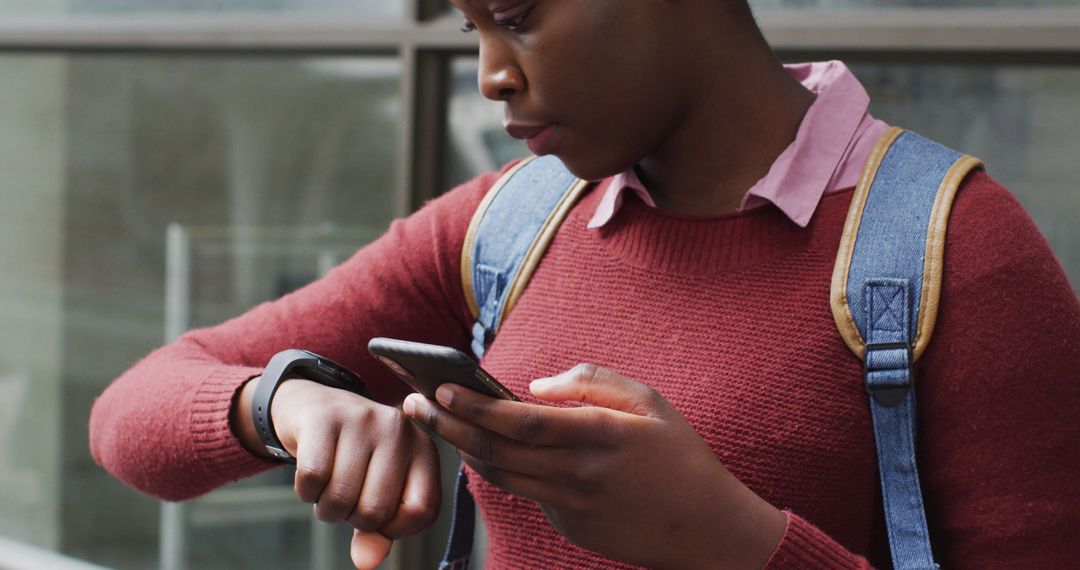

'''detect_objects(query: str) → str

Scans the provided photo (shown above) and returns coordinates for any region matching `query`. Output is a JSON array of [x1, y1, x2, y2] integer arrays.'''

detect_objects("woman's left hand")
[[402, 363, 786, 569]]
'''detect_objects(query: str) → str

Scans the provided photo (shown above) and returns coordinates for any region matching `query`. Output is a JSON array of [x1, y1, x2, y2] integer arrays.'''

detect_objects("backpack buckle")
[[864, 341, 914, 407]]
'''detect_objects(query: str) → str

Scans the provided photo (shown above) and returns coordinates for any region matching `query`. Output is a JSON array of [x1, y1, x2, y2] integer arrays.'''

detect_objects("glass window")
[[444, 58, 528, 189], [0, 53, 401, 569]]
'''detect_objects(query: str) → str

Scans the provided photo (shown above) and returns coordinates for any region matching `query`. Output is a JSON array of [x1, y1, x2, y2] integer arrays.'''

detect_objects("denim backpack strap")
[[438, 467, 476, 570], [440, 155, 587, 570], [831, 127, 983, 570], [461, 155, 590, 358]]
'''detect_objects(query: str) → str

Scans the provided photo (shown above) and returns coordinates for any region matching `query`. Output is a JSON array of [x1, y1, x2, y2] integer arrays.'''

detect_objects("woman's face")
[[451, 0, 696, 181]]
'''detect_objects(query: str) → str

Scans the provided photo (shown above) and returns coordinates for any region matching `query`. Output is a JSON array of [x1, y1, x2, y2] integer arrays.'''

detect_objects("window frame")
[[2, 4, 1078, 208]]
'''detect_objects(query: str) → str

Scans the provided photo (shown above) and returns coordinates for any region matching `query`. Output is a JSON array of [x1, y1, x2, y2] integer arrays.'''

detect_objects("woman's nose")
[[478, 41, 525, 102]]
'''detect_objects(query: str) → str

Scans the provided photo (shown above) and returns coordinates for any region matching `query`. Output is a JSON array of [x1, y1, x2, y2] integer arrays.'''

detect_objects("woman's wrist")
[[733, 493, 787, 569], [229, 375, 274, 459], [719, 488, 787, 569], [681, 482, 786, 569]]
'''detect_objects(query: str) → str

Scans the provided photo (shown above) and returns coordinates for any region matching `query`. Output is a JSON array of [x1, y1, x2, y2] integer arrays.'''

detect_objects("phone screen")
[[368, 337, 518, 402]]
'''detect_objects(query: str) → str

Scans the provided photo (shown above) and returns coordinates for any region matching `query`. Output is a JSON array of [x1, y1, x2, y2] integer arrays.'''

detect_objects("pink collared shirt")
[[587, 60, 890, 229]]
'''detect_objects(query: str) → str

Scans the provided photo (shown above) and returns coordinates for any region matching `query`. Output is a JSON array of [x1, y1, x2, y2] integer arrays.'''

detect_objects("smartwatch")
[[251, 349, 368, 463]]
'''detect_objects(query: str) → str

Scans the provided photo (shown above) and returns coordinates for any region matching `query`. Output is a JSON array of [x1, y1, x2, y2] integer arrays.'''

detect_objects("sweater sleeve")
[[764, 171, 1080, 569], [89, 167, 508, 502], [764, 512, 872, 569]]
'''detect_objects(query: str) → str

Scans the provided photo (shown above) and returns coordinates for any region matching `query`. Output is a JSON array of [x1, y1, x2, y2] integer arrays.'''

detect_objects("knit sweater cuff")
[[763, 511, 871, 570], [190, 367, 279, 478]]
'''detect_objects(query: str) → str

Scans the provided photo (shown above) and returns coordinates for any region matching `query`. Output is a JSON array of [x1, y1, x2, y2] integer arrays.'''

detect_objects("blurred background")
[[0, 0, 1077, 568]]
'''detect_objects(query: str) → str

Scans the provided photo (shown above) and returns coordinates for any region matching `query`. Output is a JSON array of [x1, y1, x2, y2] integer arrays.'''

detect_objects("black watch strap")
[[252, 349, 368, 463]]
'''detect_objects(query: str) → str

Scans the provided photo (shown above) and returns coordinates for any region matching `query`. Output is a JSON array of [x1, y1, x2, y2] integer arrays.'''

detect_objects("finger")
[[378, 425, 442, 539], [314, 424, 373, 524], [348, 420, 410, 532], [529, 363, 668, 417], [293, 421, 339, 504], [428, 385, 595, 447], [350, 530, 393, 570], [404, 394, 561, 477], [459, 452, 561, 507]]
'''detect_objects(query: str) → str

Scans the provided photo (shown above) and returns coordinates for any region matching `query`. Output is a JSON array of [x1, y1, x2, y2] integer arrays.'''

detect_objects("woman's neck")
[[637, 39, 815, 217]]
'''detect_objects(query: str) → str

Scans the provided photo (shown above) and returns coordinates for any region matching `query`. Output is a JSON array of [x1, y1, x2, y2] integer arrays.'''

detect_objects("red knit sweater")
[[90, 165, 1080, 569]]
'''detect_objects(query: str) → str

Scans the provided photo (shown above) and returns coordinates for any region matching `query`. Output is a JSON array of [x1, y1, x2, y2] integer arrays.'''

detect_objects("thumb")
[[529, 363, 667, 417], [351, 530, 393, 570]]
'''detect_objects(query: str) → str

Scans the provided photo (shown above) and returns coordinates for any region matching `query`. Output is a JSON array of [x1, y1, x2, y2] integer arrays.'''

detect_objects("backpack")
[[440, 127, 983, 570]]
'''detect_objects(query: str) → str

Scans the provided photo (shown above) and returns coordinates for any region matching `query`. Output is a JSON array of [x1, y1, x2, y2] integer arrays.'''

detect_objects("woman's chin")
[[553, 152, 634, 183]]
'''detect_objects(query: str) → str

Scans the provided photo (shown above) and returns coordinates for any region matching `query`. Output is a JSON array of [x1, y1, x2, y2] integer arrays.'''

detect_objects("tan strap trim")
[[830, 126, 906, 360], [460, 157, 538, 320], [912, 154, 983, 360], [499, 178, 591, 327]]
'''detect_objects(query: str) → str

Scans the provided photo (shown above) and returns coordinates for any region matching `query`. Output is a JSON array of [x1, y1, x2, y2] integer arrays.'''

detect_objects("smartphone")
[[367, 337, 519, 402]]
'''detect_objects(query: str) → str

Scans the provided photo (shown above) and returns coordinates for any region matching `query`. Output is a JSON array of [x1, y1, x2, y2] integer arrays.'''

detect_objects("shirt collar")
[[587, 60, 885, 230], [586, 167, 656, 230]]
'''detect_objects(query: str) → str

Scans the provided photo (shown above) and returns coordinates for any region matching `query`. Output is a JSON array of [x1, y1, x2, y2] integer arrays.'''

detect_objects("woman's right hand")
[[238, 377, 442, 569]]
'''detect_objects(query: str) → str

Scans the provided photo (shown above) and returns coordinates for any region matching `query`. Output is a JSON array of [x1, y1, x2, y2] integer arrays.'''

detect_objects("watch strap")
[[251, 349, 368, 463]]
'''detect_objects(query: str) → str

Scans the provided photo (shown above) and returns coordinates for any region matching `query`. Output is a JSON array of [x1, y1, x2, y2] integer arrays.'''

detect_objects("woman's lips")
[[506, 123, 557, 155]]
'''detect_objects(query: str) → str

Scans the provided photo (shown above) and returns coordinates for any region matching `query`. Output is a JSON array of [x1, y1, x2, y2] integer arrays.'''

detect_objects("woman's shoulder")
[[950, 169, 1024, 220], [944, 168, 1073, 296]]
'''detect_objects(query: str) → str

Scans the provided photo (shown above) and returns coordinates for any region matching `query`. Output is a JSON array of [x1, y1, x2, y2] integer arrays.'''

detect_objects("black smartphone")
[[367, 337, 519, 402]]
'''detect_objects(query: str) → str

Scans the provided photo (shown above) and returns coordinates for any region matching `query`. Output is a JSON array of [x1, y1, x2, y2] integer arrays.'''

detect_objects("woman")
[[90, 1, 1080, 568]]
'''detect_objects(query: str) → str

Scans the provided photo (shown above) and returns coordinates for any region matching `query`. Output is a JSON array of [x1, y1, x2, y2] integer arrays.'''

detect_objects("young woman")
[[90, 1, 1080, 568]]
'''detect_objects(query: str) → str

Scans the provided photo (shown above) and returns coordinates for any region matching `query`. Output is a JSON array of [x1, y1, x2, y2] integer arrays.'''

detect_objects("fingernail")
[[435, 384, 453, 407], [402, 394, 418, 416]]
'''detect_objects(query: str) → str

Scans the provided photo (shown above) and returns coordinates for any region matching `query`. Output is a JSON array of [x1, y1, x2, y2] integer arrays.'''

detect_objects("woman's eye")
[[493, 6, 534, 31], [457, 5, 534, 34]]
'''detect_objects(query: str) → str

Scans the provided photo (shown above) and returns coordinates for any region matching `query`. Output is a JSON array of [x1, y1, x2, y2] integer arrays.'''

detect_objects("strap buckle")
[[265, 445, 296, 464], [864, 341, 914, 407]]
